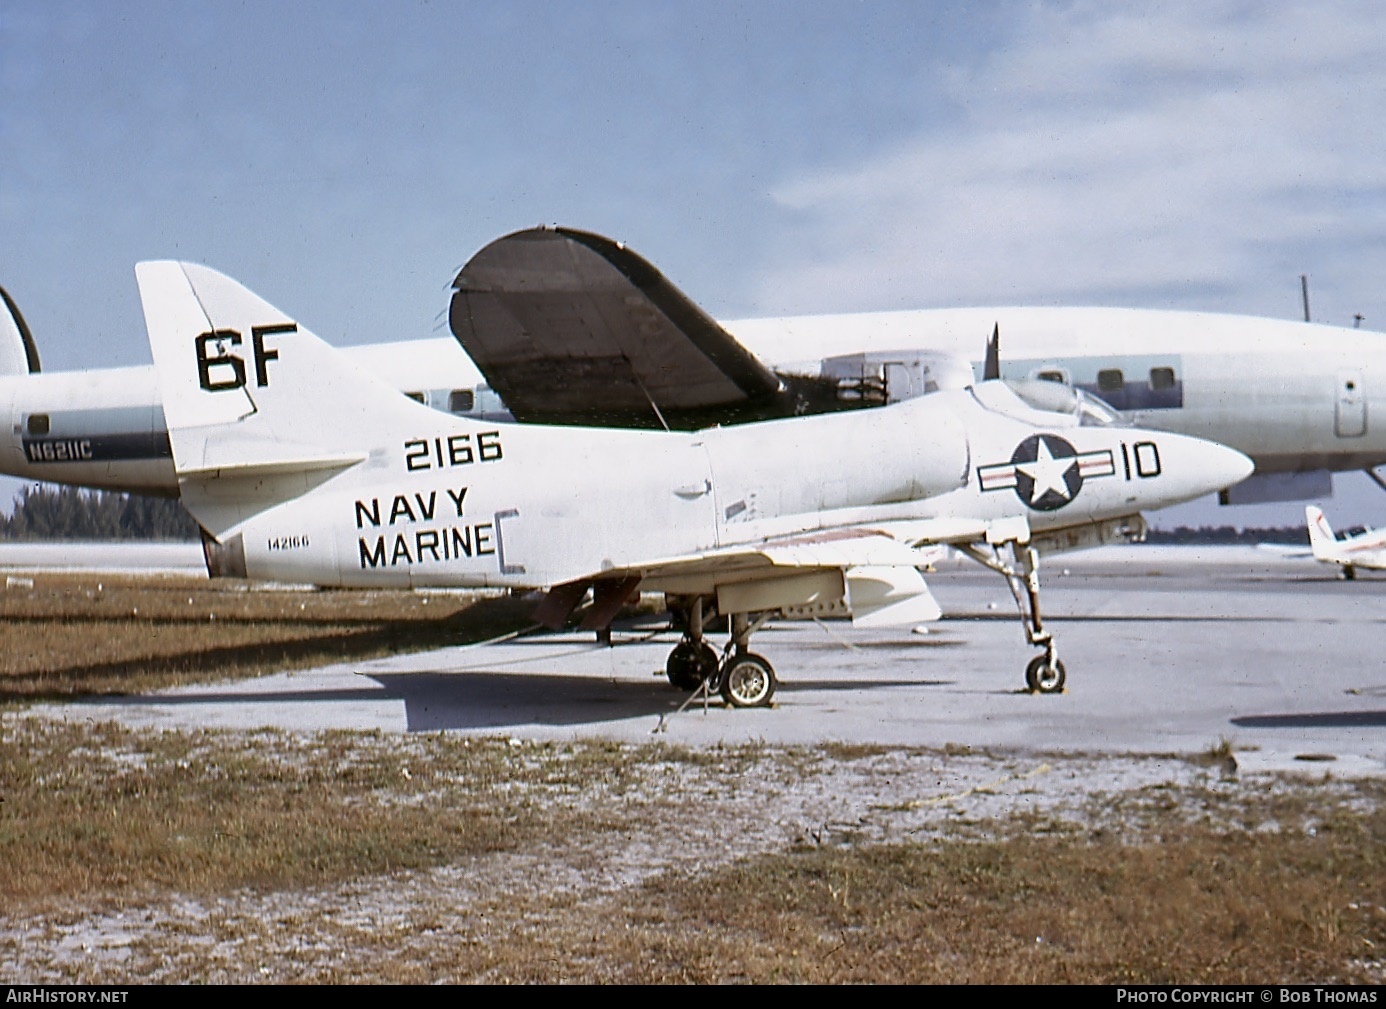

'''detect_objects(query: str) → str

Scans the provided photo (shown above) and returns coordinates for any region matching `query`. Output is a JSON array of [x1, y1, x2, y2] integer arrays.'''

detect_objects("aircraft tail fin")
[[1305, 505, 1339, 561], [983, 323, 1000, 381], [0, 286, 41, 375], [136, 261, 436, 533]]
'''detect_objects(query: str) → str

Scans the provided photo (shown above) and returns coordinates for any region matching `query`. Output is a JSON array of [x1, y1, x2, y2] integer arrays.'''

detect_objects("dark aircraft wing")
[[448, 226, 799, 428]]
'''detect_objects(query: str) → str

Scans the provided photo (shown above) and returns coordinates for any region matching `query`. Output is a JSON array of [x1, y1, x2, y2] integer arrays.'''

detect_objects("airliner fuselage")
[[1, 305, 1380, 505]]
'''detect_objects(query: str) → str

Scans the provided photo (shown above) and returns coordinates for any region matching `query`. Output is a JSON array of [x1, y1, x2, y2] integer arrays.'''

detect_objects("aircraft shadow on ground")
[[1230, 710, 1386, 729], [792, 637, 968, 652], [365, 669, 961, 731], [87, 668, 959, 733]]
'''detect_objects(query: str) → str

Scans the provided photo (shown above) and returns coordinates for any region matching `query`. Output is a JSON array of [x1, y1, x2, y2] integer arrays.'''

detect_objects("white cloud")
[[758, 2, 1386, 324]]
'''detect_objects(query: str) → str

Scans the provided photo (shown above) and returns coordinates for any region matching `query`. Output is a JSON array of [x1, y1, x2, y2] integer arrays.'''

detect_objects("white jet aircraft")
[[135, 260, 1251, 702], [1305, 505, 1386, 579], [0, 225, 1382, 511]]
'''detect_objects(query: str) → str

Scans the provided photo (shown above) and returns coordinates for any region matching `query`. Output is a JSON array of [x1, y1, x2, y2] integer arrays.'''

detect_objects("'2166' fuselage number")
[[404, 431, 503, 472]]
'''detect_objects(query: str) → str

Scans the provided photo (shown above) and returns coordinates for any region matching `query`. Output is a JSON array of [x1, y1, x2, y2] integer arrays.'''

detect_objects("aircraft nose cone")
[[1127, 432, 1254, 514], [1211, 440, 1255, 490], [1184, 436, 1255, 496]]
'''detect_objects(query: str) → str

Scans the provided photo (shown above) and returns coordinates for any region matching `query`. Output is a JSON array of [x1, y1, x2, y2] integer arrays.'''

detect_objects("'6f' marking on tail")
[[195, 323, 292, 391]]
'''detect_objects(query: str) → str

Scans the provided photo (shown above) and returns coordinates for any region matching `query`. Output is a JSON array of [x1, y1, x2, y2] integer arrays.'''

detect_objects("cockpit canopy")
[[968, 378, 1130, 429], [1002, 379, 1129, 427]]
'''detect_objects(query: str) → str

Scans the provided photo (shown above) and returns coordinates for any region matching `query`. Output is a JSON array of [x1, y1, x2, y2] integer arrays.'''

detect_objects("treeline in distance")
[[0, 485, 198, 541]]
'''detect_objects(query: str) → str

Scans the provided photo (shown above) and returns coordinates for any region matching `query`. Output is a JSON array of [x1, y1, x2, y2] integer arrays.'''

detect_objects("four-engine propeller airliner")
[[2, 225, 1384, 516], [136, 260, 1251, 704]]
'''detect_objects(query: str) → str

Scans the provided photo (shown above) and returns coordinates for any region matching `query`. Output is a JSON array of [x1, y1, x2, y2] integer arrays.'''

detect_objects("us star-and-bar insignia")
[[977, 434, 1117, 511]]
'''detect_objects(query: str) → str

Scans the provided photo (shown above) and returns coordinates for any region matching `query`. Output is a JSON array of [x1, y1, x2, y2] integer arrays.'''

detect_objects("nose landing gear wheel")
[[1025, 654, 1066, 694], [720, 652, 776, 708], [666, 639, 719, 691]]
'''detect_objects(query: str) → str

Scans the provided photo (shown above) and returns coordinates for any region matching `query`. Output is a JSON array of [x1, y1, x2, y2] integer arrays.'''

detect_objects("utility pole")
[[1301, 274, 1311, 322]]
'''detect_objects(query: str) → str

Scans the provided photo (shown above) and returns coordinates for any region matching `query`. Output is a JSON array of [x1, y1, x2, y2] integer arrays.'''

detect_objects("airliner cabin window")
[[27, 414, 49, 436], [1037, 369, 1066, 383], [1097, 369, 1124, 392], [449, 389, 475, 413], [405, 391, 425, 404], [1149, 367, 1176, 391]]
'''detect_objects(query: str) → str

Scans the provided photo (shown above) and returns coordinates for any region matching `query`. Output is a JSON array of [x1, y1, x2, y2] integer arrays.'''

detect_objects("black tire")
[[720, 652, 777, 708], [1025, 654, 1066, 694], [666, 640, 718, 691]]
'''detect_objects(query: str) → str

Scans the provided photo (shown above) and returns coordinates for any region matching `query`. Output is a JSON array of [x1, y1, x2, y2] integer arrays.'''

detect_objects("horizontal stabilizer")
[[175, 448, 366, 482]]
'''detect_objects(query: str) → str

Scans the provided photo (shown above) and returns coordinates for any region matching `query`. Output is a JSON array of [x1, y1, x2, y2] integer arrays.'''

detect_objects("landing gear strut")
[[960, 540, 1066, 694], [665, 597, 778, 707]]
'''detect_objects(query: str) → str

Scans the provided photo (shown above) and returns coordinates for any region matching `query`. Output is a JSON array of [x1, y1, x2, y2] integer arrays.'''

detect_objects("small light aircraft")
[[136, 260, 1251, 703], [1305, 505, 1386, 579]]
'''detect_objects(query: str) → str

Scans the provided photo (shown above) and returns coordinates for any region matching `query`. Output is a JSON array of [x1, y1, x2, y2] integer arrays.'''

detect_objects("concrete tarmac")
[[33, 545, 1386, 777], [0, 540, 205, 576]]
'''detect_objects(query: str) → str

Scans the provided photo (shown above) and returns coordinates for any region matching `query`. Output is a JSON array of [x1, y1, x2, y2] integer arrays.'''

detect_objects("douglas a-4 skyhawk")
[[132, 260, 1252, 705]]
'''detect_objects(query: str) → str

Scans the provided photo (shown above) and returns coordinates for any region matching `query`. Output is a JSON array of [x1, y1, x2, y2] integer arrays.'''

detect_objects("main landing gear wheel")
[[720, 652, 777, 708], [666, 639, 719, 691], [1025, 654, 1066, 694]]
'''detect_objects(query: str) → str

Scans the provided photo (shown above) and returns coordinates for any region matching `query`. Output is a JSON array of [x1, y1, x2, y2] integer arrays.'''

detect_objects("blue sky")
[[3, 1, 1385, 528]]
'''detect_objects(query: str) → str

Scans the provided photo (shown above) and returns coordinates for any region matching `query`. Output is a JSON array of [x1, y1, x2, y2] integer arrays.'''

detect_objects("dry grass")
[[2, 716, 1383, 984], [627, 822, 1386, 984], [1, 572, 1383, 983], [0, 573, 537, 703], [1, 720, 545, 903]]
